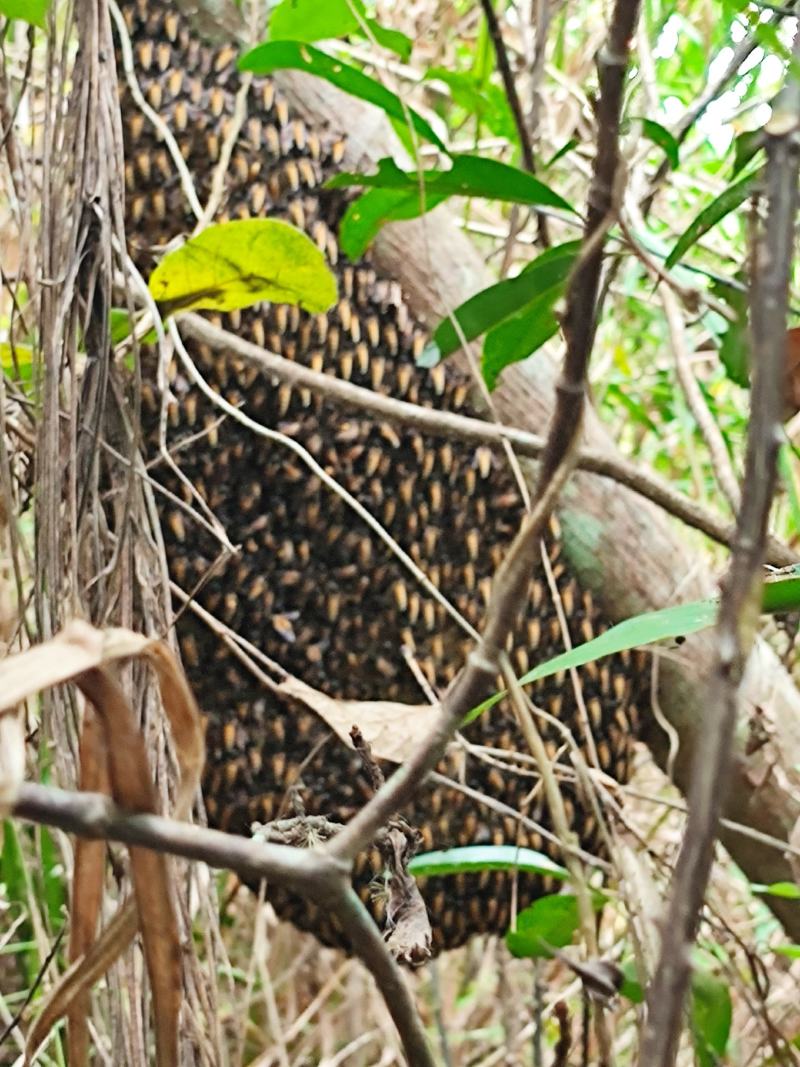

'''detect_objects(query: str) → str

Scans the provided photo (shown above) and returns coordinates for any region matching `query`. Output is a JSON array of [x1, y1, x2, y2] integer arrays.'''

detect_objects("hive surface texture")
[[116, 0, 646, 952]]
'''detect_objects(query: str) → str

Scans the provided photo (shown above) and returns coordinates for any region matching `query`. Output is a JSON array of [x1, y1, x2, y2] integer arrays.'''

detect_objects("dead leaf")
[[77, 668, 180, 1067], [27, 905, 139, 1065], [0, 620, 150, 713], [380, 826, 432, 967], [278, 676, 439, 764], [67, 709, 110, 1067], [145, 642, 205, 818]]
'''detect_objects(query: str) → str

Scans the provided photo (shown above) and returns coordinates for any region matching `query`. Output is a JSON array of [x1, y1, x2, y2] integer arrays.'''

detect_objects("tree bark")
[[276, 70, 800, 937]]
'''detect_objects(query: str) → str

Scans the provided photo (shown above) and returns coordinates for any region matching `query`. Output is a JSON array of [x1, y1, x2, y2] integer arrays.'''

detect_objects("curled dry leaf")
[[67, 709, 110, 1067], [278, 675, 439, 764], [0, 620, 150, 714], [379, 826, 432, 967], [13, 625, 204, 1067], [76, 668, 180, 1067], [144, 642, 205, 818]]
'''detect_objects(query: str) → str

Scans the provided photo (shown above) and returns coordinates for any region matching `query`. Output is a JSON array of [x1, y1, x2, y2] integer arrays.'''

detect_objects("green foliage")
[[506, 894, 581, 959], [691, 954, 733, 1067], [239, 41, 445, 150], [408, 845, 569, 881], [148, 219, 337, 316], [709, 278, 750, 388], [635, 117, 681, 169], [1, 341, 34, 392], [750, 881, 800, 900], [0, 0, 49, 26], [425, 67, 516, 140]]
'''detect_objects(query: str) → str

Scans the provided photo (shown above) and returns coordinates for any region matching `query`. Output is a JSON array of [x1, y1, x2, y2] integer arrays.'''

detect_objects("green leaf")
[[267, 0, 360, 42], [339, 187, 450, 260], [506, 895, 580, 959], [0, 342, 34, 389], [425, 67, 516, 140], [239, 41, 445, 151], [148, 218, 337, 316], [266, 0, 411, 58], [665, 170, 760, 269], [731, 128, 765, 178], [427, 241, 580, 361], [637, 118, 680, 169], [774, 944, 800, 960], [361, 19, 412, 61], [619, 959, 645, 1004], [481, 291, 561, 390], [408, 845, 569, 881], [751, 881, 800, 900], [38, 825, 66, 931], [691, 959, 732, 1067], [779, 446, 800, 534], [708, 277, 750, 388], [0, 0, 49, 26], [327, 154, 575, 214], [109, 308, 157, 347]]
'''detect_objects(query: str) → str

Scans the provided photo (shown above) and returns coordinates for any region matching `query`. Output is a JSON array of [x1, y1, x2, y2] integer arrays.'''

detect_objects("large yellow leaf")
[[148, 218, 338, 316]]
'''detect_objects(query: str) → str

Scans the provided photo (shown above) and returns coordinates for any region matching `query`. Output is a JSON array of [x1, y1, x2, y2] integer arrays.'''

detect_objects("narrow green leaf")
[[691, 961, 732, 1067], [38, 826, 66, 931], [464, 569, 800, 726], [239, 41, 445, 151], [0, 0, 49, 26], [408, 845, 569, 881], [339, 187, 449, 260], [327, 154, 575, 214], [763, 571, 800, 614], [751, 881, 800, 900], [148, 218, 338, 316], [773, 944, 800, 960], [517, 598, 718, 688], [665, 171, 760, 269], [731, 128, 765, 178], [506, 895, 580, 959], [637, 118, 680, 169], [709, 277, 750, 388], [428, 241, 580, 361]]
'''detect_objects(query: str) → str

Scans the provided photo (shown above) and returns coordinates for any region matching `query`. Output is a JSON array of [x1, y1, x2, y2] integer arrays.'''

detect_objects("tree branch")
[[641, 43, 800, 1067], [176, 312, 796, 566], [12, 781, 435, 1067]]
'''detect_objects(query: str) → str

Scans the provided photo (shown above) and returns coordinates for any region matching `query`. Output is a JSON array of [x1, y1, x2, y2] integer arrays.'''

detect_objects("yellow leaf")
[[148, 218, 338, 315]]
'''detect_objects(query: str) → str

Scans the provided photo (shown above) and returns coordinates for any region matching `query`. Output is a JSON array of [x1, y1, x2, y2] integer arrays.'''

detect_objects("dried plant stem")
[[661, 285, 741, 514]]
